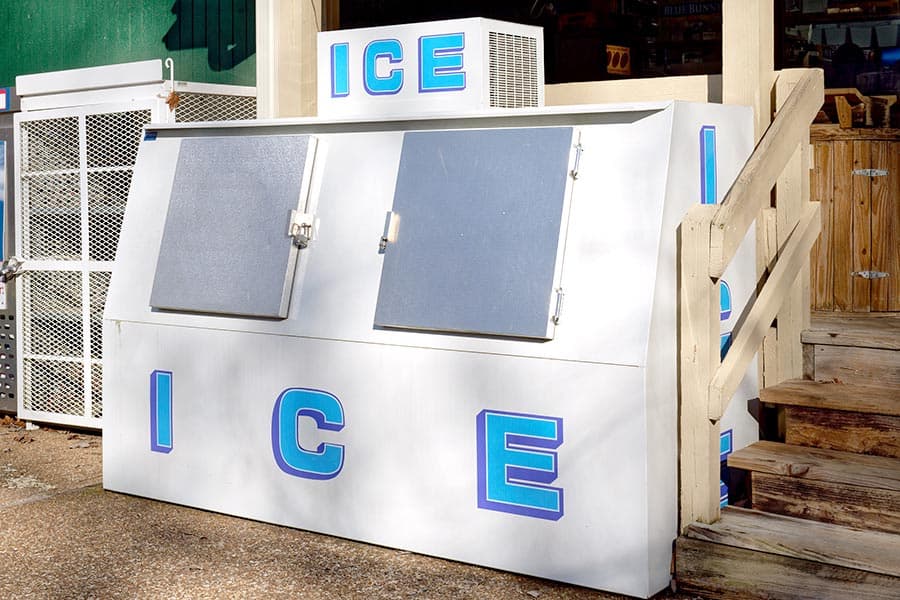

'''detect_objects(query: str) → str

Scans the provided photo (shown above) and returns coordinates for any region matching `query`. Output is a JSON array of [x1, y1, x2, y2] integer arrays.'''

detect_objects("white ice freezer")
[[103, 102, 757, 598]]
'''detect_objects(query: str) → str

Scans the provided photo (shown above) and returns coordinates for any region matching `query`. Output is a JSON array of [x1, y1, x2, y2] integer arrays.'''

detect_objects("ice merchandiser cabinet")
[[103, 103, 757, 598]]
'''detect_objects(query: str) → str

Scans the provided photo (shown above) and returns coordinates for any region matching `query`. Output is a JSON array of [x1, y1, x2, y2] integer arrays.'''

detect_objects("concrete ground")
[[0, 417, 696, 599]]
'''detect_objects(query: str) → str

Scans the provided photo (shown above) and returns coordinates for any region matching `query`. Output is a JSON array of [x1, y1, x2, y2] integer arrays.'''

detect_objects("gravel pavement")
[[0, 417, 697, 600]]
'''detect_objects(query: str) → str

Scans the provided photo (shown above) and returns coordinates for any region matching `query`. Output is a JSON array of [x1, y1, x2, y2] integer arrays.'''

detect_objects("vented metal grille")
[[175, 92, 257, 122], [0, 315, 15, 406], [17, 107, 151, 428], [488, 32, 540, 109]]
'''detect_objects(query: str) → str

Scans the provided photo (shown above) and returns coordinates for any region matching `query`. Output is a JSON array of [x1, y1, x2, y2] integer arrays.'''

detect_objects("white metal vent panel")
[[488, 31, 540, 109]]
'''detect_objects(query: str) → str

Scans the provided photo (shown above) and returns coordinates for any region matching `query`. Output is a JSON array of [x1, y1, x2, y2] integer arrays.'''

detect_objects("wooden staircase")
[[676, 312, 900, 599]]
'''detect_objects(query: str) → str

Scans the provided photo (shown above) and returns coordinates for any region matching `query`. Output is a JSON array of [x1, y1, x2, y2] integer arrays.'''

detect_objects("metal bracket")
[[851, 169, 888, 177], [852, 270, 889, 280], [0, 256, 24, 283], [288, 211, 316, 249]]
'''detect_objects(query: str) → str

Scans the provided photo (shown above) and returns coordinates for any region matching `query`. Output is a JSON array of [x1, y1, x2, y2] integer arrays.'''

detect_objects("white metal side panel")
[[103, 320, 653, 597]]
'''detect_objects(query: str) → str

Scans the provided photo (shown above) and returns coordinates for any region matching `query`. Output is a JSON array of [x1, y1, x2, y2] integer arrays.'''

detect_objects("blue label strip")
[[150, 370, 173, 453], [700, 125, 717, 205]]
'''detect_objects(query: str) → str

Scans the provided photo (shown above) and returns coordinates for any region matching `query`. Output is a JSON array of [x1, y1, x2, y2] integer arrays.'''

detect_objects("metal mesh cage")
[[488, 31, 540, 109], [22, 357, 85, 417], [20, 117, 79, 172], [21, 271, 83, 358], [86, 110, 149, 168], [175, 92, 257, 122], [17, 90, 255, 428], [17, 106, 152, 427], [20, 172, 82, 260], [88, 170, 132, 261], [89, 272, 110, 360], [90, 362, 102, 419]]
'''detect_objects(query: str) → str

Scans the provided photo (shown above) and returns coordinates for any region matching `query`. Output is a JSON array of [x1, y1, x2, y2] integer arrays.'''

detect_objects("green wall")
[[0, 1, 255, 88]]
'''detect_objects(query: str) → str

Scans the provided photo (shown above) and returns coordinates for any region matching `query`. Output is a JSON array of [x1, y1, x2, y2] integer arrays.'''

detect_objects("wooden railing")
[[679, 68, 825, 529]]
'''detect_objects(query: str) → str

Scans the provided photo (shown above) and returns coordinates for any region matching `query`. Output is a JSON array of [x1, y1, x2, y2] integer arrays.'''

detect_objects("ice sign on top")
[[317, 18, 544, 119]]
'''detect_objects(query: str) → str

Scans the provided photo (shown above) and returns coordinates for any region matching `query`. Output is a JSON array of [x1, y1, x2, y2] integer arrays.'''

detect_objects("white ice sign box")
[[317, 18, 545, 118]]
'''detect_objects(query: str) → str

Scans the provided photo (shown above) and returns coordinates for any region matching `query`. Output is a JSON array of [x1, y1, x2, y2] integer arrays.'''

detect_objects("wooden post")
[[722, 0, 775, 142], [256, 0, 321, 118], [680, 205, 721, 530], [722, 0, 776, 385], [774, 70, 814, 384]]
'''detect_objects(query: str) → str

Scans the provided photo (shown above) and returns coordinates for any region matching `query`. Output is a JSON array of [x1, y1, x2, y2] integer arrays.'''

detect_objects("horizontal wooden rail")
[[707, 69, 824, 278], [708, 202, 821, 420]]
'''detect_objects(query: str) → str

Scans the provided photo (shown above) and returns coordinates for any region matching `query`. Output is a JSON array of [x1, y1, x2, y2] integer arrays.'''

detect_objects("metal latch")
[[571, 141, 583, 180], [379, 211, 400, 253], [552, 288, 565, 325], [851, 169, 888, 177], [288, 211, 316, 249], [852, 270, 889, 280], [0, 257, 24, 283]]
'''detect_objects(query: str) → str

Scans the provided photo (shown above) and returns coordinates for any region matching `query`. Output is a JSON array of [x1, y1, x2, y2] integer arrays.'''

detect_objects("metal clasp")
[[289, 211, 316, 249]]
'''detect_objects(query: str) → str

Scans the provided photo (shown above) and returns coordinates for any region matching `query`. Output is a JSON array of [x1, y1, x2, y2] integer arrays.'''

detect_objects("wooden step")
[[729, 441, 900, 491], [804, 312, 900, 350], [760, 380, 900, 458], [677, 507, 900, 599], [760, 379, 900, 416], [685, 506, 900, 577], [802, 313, 900, 386], [729, 442, 900, 534], [807, 345, 900, 386]]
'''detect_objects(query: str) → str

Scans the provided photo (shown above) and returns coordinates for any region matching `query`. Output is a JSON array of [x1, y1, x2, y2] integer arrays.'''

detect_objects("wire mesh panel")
[[16, 106, 151, 428], [175, 92, 256, 122], [20, 117, 79, 172], [86, 110, 148, 168], [88, 170, 132, 262], [21, 271, 83, 358], [20, 172, 82, 260], [89, 272, 110, 360], [22, 357, 84, 417], [16, 88, 255, 428]]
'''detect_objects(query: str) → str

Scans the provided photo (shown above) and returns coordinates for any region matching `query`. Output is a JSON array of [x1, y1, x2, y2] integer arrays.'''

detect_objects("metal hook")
[[164, 58, 175, 90]]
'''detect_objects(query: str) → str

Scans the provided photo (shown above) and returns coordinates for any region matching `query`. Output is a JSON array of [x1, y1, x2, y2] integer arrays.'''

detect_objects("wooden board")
[[832, 141, 853, 311], [786, 406, 900, 458], [811, 126, 900, 142], [870, 141, 892, 311], [851, 140, 872, 312], [685, 506, 900, 577], [812, 345, 900, 386], [676, 536, 900, 600], [760, 379, 900, 416], [751, 471, 900, 534], [804, 312, 900, 349], [811, 142, 834, 310], [728, 441, 900, 491]]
